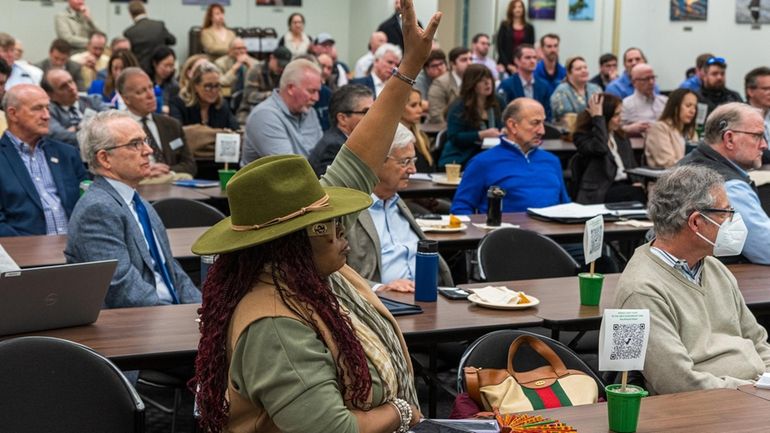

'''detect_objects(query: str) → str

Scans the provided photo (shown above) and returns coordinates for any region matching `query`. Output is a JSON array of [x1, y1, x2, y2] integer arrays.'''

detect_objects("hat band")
[[230, 194, 330, 232]]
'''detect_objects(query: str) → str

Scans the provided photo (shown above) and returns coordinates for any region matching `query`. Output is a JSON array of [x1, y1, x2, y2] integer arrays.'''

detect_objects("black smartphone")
[[438, 287, 470, 300]]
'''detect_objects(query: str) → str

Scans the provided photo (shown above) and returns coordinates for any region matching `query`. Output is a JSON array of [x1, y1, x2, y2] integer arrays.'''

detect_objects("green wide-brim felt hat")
[[192, 155, 372, 255]]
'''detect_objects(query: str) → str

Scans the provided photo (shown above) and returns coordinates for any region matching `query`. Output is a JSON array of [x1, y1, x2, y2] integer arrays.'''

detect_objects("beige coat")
[[644, 120, 696, 169], [427, 71, 460, 126]]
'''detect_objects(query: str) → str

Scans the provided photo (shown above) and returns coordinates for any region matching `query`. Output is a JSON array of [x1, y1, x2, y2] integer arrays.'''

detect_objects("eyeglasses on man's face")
[[102, 137, 151, 152], [387, 155, 418, 168], [699, 207, 736, 223]]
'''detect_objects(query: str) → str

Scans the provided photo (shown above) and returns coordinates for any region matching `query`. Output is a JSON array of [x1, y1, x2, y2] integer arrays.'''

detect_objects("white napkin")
[[472, 286, 519, 305], [472, 222, 520, 230], [614, 220, 653, 228], [416, 215, 471, 227]]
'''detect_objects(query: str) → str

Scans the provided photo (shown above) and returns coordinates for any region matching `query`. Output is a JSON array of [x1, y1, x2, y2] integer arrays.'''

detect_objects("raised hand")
[[398, 0, 442, 78]]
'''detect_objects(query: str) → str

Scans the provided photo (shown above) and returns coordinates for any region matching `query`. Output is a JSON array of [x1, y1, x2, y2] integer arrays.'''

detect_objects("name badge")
[[169, 137, 184, 150]]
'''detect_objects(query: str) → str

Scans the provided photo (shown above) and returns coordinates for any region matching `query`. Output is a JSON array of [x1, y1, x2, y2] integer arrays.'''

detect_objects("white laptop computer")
[[0, 260, 117, 336]]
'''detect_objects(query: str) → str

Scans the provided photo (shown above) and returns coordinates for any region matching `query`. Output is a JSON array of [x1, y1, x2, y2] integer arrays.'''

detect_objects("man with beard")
[[694, 57, 742, 116], [470, 33, 498, 80], [533, 33, 565, 97]]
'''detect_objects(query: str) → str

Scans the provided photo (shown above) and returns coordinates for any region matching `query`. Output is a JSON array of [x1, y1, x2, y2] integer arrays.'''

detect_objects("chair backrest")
[[188, 26, 203, 57], [457, 329, 605, 400], [0, 336, 145, 433], [432, 128, 448, 164], [477, 227, 580, 281], [543, 123, 562, 140], [152, 198, 226, 229]]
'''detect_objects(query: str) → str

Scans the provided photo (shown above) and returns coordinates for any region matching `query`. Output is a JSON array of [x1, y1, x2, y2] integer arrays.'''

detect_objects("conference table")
[[135, 184, 212, 202]]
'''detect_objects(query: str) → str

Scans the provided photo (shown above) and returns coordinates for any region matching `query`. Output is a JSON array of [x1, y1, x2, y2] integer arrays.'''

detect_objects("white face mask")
[[695, 212, 748, 257]]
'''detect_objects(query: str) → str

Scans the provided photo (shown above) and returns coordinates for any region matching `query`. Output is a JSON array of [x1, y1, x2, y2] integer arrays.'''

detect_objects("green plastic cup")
[[606, 384, 648, 433], [218, 169, 236, 191], [578, 272, 604, 306]]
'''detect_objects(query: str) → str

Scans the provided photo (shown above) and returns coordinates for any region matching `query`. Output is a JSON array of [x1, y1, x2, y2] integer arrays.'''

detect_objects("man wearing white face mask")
[[679, 102, 770, 264], [615, 165, 770, 396]]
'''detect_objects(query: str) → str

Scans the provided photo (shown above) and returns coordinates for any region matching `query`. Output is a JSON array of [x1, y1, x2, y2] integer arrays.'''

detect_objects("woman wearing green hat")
[[191, 2, 441, 432]]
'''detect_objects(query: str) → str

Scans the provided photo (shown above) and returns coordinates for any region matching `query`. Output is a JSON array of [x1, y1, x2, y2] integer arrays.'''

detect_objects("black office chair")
[[0, 336, 145, 433], [457, 329, 605, 400], [476, 227, 580, 281], [188, 26, 203, 57], [543, 122, 563, 139], [152, 198, 225, 229], [432, 128, 448, 166]]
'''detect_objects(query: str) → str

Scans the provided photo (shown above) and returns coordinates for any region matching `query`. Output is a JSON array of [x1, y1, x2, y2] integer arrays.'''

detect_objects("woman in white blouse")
[[278, 13, 312, 58]]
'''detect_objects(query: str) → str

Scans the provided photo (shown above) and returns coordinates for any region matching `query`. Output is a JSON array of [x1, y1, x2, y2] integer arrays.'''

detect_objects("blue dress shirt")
[[368, 193, 420, 283]]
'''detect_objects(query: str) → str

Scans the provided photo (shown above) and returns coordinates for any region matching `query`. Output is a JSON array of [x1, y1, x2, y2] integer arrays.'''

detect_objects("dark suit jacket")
[[0, 133, 87, 236], [572, 116, 638, 204], [36, 58, 84, 90], [124, 17, 177, 68], [377, 13, 422, 50], [350, 75, 377, 99], [495, 21, 535, 70], [309, 125, 347, 177], [48, 94, 110, 146], [148, 113, 197, 176], [64, 176, 201, 308], [496, 73, 552, 120]]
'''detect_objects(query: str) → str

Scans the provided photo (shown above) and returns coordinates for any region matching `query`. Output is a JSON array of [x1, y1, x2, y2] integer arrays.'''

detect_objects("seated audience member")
[[550, 56, 601, 124], [495, 0, 534, 76], [0, 84, 87, 236], [117, 67, 197, 177], [679, 103, 770, 264], [241, 59, 323, 163], [451, 98, 569, 214], [199, 3, 236, 60], [694, 57, 743, 117], [70, 30, 108, 91], [606, 47, 658, 99], [353, 31, 387, 79], [679, 53, 714, 92], [278, 12, 312, 58], [497, 44, 551, 119], [572, 93, 643, 204], [170, 62, 237, 130], [589, 53, 618, 91], [438, 64, 502, 168], [414, 49, 446, 104], [310, 33, 348, 90], [214, 37, 258, 97], [110, 36, 132, 56], [0, 33, 40, 89], [470, 33, 498, 80], [236, 47, 291, 124], [745, 67, 770, 141], [54, 0, 100, 53], [88, 49, 138, 106], [337, 123, 453, 291], [351, 43, 402, 98], [311, 54, 334, 131], [533, 33, 565, 97], [621, 63, 668, 136], [644, 89, 698, 168], [309, 84, 374, 176], [65, 111, 201, 307], [614, 164, 770, 395], [144, 46, 179, 114], [0, 58, 11, 131], [35, 39, 84, 91], [401, 88, 435, 172], [123, 0, 176, 68], [427, 46, 471, 126], [44, 69, 109, 147], [178, 54, 210, 94]]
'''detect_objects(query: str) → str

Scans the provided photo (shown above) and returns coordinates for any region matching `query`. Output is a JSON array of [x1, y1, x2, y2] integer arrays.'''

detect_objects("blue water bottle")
[[154, 84, 163, 113], [415, 240, 439, 302]]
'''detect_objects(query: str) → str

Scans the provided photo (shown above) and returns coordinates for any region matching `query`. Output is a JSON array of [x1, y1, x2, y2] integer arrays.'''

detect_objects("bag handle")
[[463, 367, 483, 406], [506, 335, 569, 378]]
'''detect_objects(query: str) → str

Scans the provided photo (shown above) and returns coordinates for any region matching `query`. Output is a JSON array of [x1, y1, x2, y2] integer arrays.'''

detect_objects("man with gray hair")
[[351, 43, 403, 98], [614, 164, 770, 395], [241, 58, 323, 164], [353, 31, 387, 79], [679, 102, 770, 264], [64, 110, 201, 308]]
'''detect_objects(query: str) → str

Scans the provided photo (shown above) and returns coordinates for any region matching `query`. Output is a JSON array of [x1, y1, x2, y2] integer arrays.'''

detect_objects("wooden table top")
[[521, 388, 770, 433], [399, 178, 457, 200], [738, 384, 770, 401], [136, 184, 211, 202], [1, 226, 208, 268]]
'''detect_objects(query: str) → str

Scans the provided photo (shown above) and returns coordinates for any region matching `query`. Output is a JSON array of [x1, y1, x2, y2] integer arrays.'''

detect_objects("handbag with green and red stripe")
[[464, 335, 598, 413]]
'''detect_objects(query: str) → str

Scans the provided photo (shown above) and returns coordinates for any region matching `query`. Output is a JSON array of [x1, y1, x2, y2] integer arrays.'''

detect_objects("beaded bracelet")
[[391, 67, 417, 87], [389, 398, 412, 433]]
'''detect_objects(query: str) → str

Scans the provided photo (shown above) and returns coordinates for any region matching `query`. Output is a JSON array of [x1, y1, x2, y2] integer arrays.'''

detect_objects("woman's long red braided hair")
[[191, 230, 371, 432]]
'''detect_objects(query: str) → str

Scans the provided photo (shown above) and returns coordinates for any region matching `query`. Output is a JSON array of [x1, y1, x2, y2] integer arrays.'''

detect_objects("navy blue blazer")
[[0, 133, 88, 236], [496, 73, 553, 121], [350, 75, 377, 99]]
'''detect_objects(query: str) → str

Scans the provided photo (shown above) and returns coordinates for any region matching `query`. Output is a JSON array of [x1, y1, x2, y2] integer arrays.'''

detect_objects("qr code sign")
[[609, 323, 645, 360], [588, 225, 603, 256]]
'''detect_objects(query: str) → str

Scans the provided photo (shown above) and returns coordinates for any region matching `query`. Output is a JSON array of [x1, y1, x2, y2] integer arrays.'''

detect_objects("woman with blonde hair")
[[178, 54, 210, 93], [170, 61, 238, 129], [400, 88, 434, 172], [200, 3, 236, 59]]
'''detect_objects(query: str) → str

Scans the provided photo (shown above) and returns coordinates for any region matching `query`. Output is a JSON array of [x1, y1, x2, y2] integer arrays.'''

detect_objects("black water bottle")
[[486, 186, 506, 226]]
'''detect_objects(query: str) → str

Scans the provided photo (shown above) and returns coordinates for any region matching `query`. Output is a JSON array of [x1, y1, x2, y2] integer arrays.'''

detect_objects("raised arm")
[[344, 0, 441, 171]]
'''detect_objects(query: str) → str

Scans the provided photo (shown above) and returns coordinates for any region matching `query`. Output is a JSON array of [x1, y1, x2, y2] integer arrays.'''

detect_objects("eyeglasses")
[[102, 137, 150, 152], [387, 156, 418, 167], [344, 108, 369, 116], [706, 57, 726, 66], [699, 207, 735, 222], [306, 217, 344, 238], [202, 83, 222, 91], [730, 129, 767, 144]]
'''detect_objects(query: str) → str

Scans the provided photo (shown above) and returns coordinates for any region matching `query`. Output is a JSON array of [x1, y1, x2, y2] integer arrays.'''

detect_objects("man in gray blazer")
[[344, 123, 452, 292], [43, 69, 109, 147], [64, 110, 201, 308]]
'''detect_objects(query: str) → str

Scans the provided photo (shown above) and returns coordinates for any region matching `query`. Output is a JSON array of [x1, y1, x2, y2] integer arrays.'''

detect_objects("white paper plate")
[[432, 175, 461, 186], [467, 293, 540, 310], [418, 223, 467, 233]]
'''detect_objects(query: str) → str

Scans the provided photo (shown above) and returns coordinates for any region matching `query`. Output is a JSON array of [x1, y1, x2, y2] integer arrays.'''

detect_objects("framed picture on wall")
[[528, 0, 556, 20], [256, 0, 302, 6], [670, 0, 708, 21], [736, 0, 770, 24], [568, 0, 594, 21], [182, 0, 230, 5]]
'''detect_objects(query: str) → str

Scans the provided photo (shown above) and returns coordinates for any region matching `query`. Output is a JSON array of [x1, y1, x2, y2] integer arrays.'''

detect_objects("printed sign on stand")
[[599, 309, 650, 372]]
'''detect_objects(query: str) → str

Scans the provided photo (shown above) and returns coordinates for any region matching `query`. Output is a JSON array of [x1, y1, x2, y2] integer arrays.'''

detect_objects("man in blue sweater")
[[451, 98, 570, 214]]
